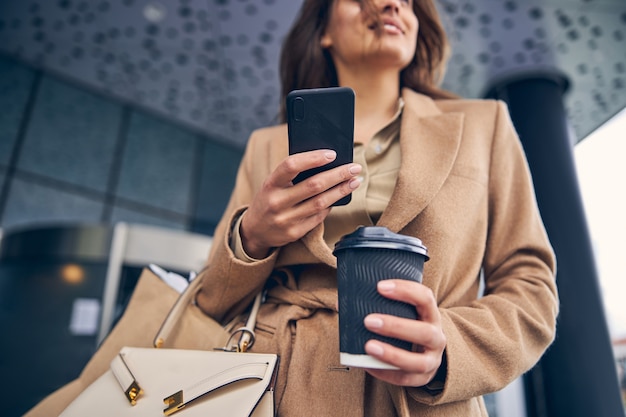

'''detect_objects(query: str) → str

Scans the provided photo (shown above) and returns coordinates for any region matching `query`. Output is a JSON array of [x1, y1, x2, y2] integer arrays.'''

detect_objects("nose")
[[379, 0, 401, 14]]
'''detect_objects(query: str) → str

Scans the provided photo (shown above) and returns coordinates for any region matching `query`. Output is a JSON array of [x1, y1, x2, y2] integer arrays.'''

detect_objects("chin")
[[372, 50, 414, 69]]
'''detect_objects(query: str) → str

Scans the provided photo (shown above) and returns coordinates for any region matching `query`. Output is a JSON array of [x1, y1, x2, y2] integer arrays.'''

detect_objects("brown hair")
[[278, 0, 455, 122]]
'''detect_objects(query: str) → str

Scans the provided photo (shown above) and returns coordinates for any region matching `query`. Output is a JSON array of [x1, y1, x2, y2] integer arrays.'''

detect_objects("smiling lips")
[[369, 18, 404, 35]]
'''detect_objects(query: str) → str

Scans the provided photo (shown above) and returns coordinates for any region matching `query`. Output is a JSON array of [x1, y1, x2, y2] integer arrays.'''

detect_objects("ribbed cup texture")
[[337, 248, 425, 355]]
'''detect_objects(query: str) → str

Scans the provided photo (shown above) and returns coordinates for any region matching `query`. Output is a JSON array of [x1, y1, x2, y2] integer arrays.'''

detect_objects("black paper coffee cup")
[[333, 226, 429, 369]]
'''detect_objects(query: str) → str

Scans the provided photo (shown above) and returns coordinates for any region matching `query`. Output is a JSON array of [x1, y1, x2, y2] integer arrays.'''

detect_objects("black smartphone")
[[287, 87, 355, 206]]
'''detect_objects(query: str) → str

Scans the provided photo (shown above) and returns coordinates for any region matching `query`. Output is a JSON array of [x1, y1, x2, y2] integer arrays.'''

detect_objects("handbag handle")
[[153, 268, 263, 353]]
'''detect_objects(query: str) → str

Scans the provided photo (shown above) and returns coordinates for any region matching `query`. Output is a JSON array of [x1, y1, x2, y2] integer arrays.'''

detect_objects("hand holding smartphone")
[[287, 87, 355, 206]]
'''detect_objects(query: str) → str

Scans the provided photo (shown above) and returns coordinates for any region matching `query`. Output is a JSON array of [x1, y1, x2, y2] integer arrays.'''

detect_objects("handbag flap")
[[60, 347, 278, 417]]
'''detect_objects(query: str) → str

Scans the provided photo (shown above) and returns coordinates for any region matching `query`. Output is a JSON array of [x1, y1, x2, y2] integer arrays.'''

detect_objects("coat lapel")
[[377, 89, 464, 232], [302, 89, 464, 264]]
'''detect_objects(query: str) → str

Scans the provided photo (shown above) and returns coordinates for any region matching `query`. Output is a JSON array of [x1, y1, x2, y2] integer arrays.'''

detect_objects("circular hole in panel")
[[219, 35, 232, 47], [203, 39, 216, 51], [529, 7, 543, 20], [266, 19, 278, 31], [579, 15, 590, 27], [504, 1, 517, 12], [557, 13, 572, 28], [566, 30, 580, 41], [463, 3, 475, 13], [58, 0, 71, 10], [523, 38, 535, 50], [502, 18, 514, 29], [479, 14, 492, 25], [514, 52, 526, 64], [68, 14, 80, 26], [259, 32, 272, 44], [183, 21, 196, 33], [179, 6, 192, 18], [98, 1, 110, 13], [182, 38, 194, 50], [535, 27, 546, 39], [455, 16, 470, 29], [166, 27, 178, 39], [241, 66, 254, 78], [444, 3, 458, 14], [149, 49, 161, 60], [176, 53, 188, 66], [237, 34, 249, 46], [72, 46, 84, 59], [146, 24, 159, 36], [32, 17, 44, 28], [591, 26, 603, 37], [93, 32, 106, 44]]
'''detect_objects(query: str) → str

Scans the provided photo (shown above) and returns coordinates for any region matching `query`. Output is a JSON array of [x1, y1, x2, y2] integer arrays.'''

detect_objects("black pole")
[[486, 71, 624, 417]]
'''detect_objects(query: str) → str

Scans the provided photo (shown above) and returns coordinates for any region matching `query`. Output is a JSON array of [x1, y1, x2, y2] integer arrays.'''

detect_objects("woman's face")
[[321, 0, 419, 73]]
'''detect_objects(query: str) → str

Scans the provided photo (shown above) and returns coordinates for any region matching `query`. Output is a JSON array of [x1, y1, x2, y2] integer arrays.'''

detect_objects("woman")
[[25, 0, 558, 416], [196, 0, 558, 416]]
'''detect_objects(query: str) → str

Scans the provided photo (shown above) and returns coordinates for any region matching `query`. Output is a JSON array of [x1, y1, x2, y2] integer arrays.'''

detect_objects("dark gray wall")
[[0, 55, 242, 235]]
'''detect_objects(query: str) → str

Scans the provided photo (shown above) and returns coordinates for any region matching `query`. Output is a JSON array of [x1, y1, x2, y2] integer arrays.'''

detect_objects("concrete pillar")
[[486, 71, 624, 417]]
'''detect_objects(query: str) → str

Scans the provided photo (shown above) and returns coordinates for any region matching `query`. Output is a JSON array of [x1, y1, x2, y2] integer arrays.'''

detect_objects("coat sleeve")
[[409, 101, 559, 406], [196, 129, 281, 323]]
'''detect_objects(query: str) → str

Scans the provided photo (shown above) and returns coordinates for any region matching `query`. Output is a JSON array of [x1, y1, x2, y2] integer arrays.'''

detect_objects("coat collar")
[[377, 88, 464, 231], [302, 88, 465, 265]]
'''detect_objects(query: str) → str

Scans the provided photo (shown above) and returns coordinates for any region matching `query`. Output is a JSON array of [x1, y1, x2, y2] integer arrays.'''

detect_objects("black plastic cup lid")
[[333, 226, 429, 260]]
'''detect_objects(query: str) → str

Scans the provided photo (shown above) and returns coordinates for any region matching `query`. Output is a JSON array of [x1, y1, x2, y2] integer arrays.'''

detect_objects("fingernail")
[[367, 342, 384, 357], [348, 177, 362, 189], [349, 164, 362, 175], [378, 281, 396, 292], [364, 316, 384, 329], [325, 150, 337, 160]]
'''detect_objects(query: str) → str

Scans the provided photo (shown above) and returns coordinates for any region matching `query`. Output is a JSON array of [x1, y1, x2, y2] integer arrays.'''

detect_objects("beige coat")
[[195, 89, 558, 416], [26, 89, 558, 417]]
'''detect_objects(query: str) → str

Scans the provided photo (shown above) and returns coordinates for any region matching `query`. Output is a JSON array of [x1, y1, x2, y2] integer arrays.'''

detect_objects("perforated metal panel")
[[0, 0, 624, 148]]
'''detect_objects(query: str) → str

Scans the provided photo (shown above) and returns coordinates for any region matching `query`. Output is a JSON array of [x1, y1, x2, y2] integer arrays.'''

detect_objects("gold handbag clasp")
[[163, 390, 184, 416]]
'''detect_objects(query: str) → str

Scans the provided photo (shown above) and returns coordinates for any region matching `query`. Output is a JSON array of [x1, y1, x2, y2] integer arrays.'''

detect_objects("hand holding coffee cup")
[[333, 226, 430, 370]]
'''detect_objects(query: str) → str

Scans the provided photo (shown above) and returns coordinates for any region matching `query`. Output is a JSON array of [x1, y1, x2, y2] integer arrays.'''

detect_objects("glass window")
[[574, 108, 626, 410]]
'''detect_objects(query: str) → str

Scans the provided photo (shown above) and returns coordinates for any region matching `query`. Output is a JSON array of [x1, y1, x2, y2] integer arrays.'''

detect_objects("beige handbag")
[[58, 268, 278, 417]]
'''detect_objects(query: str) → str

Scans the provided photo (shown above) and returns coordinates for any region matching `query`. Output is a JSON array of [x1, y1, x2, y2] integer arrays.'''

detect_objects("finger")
[[365, 367, 428, 387], [285, 163, 361, 213], [363, 314, 445, 349], [364, 340, 439, 386], [377, 280, 440, 323], [296, 173, 362, 214], [273, 149, 337, 186]]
